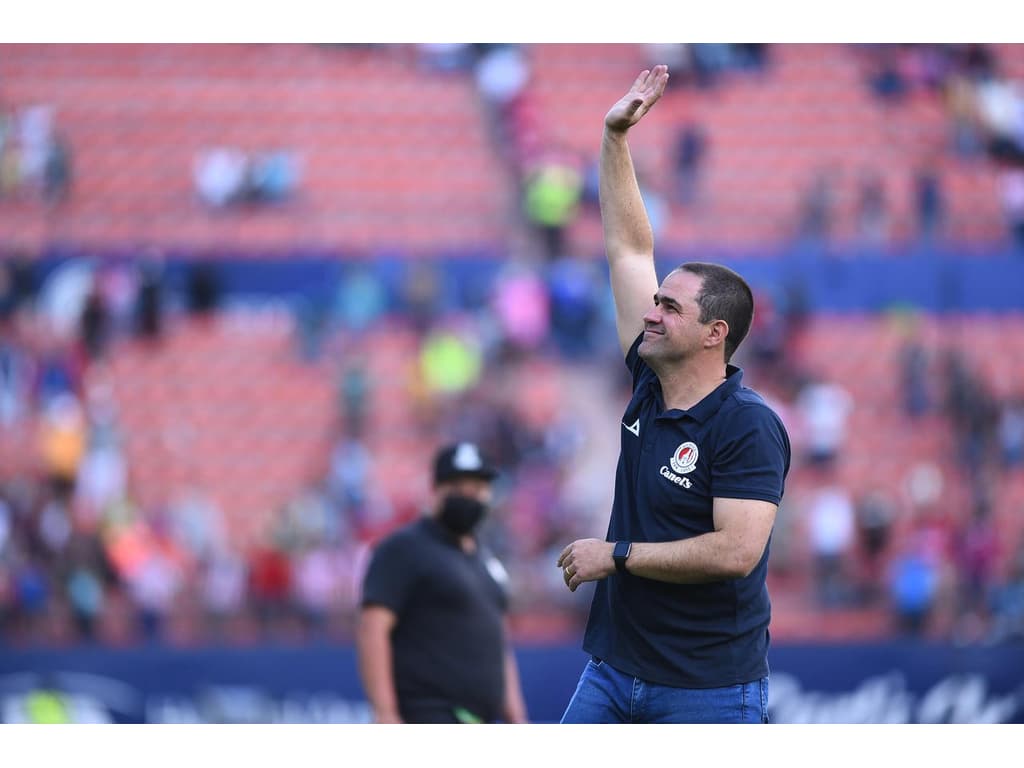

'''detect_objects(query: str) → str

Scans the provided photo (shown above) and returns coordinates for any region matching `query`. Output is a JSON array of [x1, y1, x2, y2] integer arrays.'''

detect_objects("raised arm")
[[601, 65, 669, 355]]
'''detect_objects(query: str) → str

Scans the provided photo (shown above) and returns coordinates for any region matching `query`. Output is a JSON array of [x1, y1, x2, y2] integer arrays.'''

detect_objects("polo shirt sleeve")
[[360, 533, 417, 614], [711, 403, 791, 505]]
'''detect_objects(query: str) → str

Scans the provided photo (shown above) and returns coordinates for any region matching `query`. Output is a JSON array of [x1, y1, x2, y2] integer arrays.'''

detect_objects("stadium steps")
[[94, 308, 337, 548]]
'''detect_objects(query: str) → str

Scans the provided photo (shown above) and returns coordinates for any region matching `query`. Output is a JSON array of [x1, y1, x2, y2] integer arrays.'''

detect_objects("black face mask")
[[438, 494, 488, 536]]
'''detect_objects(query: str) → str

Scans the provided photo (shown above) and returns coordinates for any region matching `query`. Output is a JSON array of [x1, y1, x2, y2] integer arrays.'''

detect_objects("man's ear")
[[705, 319, 729, 350]]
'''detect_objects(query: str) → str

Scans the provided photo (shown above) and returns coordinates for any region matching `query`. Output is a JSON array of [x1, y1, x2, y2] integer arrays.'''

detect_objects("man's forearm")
[[627, 533, 756, 583], [356, 634, 402, 722], [599, 128, 653, 264], [502, 649, 528, 724]]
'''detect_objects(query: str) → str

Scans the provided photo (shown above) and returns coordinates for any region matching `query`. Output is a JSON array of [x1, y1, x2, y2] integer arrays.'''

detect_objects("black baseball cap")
[[433, 442, 498, 486]]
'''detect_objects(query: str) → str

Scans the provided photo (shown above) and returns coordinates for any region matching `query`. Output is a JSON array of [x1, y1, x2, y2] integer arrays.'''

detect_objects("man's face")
[[434, 476, 493, 508], [638, 269, 712, 365]]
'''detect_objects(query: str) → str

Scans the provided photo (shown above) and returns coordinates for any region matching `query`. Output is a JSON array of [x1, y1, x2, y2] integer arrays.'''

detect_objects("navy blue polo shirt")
[[582, 333, 791, 688]]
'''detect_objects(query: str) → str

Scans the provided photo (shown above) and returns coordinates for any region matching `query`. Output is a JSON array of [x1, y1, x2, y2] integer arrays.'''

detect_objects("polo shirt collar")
[[655, 364, 744, 424]]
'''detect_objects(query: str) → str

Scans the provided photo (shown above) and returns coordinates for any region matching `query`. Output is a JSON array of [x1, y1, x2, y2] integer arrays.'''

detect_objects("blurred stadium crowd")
[[1, 43, 1024, 650]]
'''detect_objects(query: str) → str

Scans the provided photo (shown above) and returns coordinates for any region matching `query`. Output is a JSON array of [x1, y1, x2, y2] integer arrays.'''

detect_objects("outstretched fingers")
[[641, 65, 669, 102], [627, 66, 669, 120], [630, 69, 651, 92]]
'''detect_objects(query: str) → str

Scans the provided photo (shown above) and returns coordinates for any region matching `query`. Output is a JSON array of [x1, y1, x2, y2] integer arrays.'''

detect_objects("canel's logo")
[[669, 442, 699, 474]]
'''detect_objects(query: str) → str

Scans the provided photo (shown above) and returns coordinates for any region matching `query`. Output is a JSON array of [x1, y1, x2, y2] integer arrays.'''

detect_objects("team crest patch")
[[670, 442, 699, 474]]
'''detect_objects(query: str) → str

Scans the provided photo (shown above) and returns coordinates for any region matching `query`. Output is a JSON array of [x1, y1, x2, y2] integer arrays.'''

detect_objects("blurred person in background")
[[854, 490, 895, 604], [998, 393, 1024, 468], [795, 374, 853, 469], [521, 148, 583, 263], [134, 253, 164, 342], [952, 498, 999, 641], [673, 122, 708, 208], [888, 525, 941, 636], [913, 162, 946, 245], [989, 540, 1024, 642], [556, 66, 790, 724], [807, 478, 856, 608], [356, 442, 527, 724]]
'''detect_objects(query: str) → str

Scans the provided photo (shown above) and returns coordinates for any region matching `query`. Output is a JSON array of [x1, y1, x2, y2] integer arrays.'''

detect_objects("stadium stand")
[[2, 44, 1024, 649]]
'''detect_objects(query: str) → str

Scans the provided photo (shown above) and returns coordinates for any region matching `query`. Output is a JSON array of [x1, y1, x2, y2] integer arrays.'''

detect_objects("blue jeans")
[[560, 657, 769, 724]]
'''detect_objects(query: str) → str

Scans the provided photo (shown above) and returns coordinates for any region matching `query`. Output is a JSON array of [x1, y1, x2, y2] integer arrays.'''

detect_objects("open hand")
[[604, 65, 669, 133]]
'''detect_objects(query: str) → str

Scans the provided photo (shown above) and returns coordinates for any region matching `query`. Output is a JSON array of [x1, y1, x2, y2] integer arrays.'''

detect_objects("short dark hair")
[[675, 262, 754, 363]]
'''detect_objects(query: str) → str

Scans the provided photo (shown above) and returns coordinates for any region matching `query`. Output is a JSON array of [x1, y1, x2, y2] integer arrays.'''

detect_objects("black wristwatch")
[[613, 540, 632, 575]]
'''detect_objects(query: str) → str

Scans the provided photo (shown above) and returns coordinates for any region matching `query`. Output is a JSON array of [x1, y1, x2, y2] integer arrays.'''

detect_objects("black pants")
[[400, 702, 489, 724]]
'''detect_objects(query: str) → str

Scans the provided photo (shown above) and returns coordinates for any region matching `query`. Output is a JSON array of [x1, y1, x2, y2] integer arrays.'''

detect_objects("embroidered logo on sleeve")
[[622, 418, 640, 436]]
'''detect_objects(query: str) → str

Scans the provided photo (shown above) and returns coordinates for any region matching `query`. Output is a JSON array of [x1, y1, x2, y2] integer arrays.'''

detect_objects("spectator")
[[474, 45, 529, 115], [74, 410, 127, 523], [953, 499, 999, 638], [0, 332, 32, 426], [914, 164, 946, 244], [78, 285, 110, 361], [898, 329, 931, 419], [417, 43, 475, 74], [945, 72, 986, 159], [545, 256, 600, 360], [807, 482, 857, 608], [7, 251, 37, 312], [673, 123, 708, 207], [491, 261, 550, 356], [643, 44, 691, 88], [975, 76, 1024, 165], [194, 148, 248, 208], [199, 549, 248, 639], [248, 538, 293, 634], [42, 133, 71, 204], [867, 46, 908, 102], [37, 393, 87, 501], [244, 150, 300, 204], [854, 169, 890, 248], [292, 542, 339, 638], [943, 348, 999, 468], [997, 394, 1024, 468], [989, 542, 1024, 642], [419, 322, 483, 398], [521, 150, 583, 262], [795, 375, 853, 468], [854, 490, 895, 603], [401, 262, 442, 334], [16, 104, 55, 193], [337, 364, 371, 439], [63, 533, 117, 641], [888, 531, 941, 636], [135, 255, 164, 341], [186, 262, 222, 317], [999, 167, 1024, 250], [333, 266, 386, 333], [797, 168, 837, 244]]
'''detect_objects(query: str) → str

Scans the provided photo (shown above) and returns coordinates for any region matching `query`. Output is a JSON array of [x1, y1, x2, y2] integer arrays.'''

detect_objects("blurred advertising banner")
[[0, 643, 1021, 723]]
